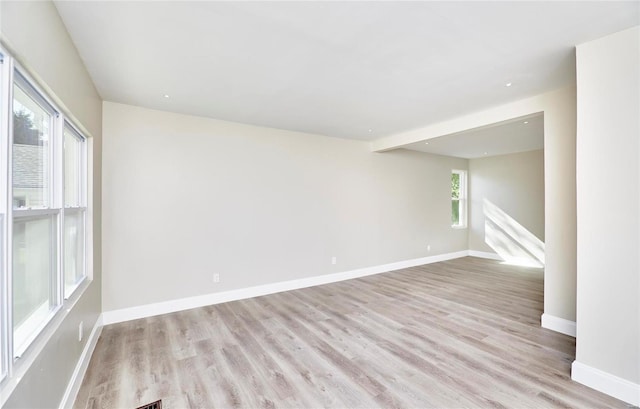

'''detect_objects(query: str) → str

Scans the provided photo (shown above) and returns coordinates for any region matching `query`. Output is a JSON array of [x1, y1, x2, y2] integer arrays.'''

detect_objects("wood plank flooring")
[[74, 257, 629, 408]]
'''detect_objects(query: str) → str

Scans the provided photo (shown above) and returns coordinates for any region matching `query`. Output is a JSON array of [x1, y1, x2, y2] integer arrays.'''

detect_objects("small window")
[[451, 170, 467, 228]]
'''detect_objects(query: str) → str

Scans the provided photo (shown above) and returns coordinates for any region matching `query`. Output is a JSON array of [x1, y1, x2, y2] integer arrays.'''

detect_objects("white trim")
[[571, 361, 640, 406], [467, 250, 503, 260], [12, 208, 59, 218], [0, 47, 12, 385], [541, 313, 576, 337], [102, 251, 469, 325], [58, 315, 102, 409]]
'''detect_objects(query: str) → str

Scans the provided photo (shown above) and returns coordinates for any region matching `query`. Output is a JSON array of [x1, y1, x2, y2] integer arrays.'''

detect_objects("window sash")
[[12, 90, 55, 210], [63, 123, 87, 208], [12, 213, 60, 357], [63, 208, 86, 299]]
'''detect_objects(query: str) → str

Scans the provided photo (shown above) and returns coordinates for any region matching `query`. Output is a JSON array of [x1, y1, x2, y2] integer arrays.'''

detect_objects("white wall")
[[573, 26, 639, 404], [0, 1, 103, 408], [102, 102, 468, 312], [468, 149, 544, 264]]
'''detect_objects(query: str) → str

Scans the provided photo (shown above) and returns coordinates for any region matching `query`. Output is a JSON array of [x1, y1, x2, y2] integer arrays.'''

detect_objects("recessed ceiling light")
[[425, 142, 429, 145], [163, 94, 170, 98], [524, 121, 529, 124], [505, 82, 512, 87], [484, 152, 488, 155], [368, 129, 373, 133]]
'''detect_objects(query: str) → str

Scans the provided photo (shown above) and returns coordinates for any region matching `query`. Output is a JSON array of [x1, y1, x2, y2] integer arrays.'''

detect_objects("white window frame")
[[0, 49, 10, 384], [62, 122, 87, 299], [451, 169, 467, 229], [11, 67, 63, 358], [0, 44, 91, 395]]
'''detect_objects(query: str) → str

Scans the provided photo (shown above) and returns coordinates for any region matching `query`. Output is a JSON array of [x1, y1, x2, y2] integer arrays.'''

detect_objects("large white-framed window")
[[11, 69, 61, 356], [0, 44, 91, 390], [451, 169, 467, 228]]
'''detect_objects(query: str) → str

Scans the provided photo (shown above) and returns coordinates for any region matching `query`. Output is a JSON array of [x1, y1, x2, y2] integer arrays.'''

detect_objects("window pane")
[[64, 211, 85, 297], [452, 199, 460, 225], [13, 85, 51, 209], [451, 170, 466, 228], [64, 128, 83, 207], [13, 216, 56, 349], [451, 173, 460, 199]]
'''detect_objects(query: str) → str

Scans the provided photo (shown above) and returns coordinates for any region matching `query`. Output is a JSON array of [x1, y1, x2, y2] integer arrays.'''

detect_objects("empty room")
[[0, 1, 638, 408]]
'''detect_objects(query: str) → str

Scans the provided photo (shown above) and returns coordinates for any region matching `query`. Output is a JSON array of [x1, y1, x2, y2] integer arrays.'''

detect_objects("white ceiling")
[[54, 1, 638, 141], [403, 113, 544, 159]]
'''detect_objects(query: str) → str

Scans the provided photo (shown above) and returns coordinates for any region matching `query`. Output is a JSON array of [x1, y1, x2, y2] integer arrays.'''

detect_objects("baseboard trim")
[[467, 250, 503, 260], [572, 361, 640, 406], [102, 250, 469, 325], [58, 315, 103, 409], [541, 313, 576, 337]]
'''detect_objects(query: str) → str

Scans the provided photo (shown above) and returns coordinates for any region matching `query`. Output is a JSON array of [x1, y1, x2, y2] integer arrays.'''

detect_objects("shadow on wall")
[[484, 199, 545, 268]]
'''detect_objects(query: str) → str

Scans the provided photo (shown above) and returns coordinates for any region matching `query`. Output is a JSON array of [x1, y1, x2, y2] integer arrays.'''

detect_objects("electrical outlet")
[[213, 273, 220, 283], [78, 321, 83, 342], [331, 256, 337, 265]]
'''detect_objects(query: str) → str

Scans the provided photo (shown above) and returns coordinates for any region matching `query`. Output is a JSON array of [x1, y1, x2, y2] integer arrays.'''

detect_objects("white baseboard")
[[102, 250, 469, 325], [58, 315, 103, 409], [541, 313, 576, 337], [467, 250, 503, 260], [572, 361, 640, 406]]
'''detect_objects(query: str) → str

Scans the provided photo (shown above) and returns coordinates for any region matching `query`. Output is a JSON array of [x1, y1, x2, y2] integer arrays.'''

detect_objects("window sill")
[[0, 278, 94, 407], [13, 302, 59, 359], [65, 275, 88, 301]]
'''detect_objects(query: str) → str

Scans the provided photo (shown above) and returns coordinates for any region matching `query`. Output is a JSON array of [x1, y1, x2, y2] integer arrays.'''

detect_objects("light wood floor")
[[74, 257, 628, 409]]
